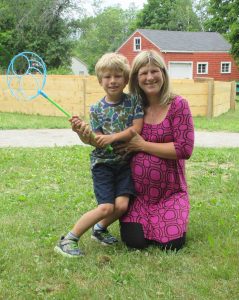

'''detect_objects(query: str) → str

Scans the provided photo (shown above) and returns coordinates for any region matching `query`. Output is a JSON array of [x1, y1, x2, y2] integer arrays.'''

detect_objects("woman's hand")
[[115, 129, 145, 154]]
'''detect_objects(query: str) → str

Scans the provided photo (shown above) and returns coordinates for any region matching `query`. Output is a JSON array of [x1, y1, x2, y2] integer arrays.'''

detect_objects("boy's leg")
[[71, 203, 114, 237], [92, 195, 129, 245], [54, 203, 114, 257], [99, 195, 129, 228], [93, 163, 134, 243]]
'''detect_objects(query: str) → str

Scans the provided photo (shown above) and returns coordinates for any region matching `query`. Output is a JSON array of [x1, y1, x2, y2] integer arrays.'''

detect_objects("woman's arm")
[[118, 99, 194, 160], [124, 129, 178, 159]]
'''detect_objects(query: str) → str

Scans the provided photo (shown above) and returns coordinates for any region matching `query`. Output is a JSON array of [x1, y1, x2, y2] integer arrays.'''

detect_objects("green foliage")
[[74, 6, 138, 73], [203, 0, 239, 63], [48, 66, 73, 75], [0, 146, 239, 298], [229, 22, 239, 66], [204, 0, 236, 33], [134, 0, 201, 31], [0, 0, 77, 70]]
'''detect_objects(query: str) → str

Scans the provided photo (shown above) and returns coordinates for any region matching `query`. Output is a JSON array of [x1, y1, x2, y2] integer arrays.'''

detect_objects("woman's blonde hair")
[[129, 50, 174, 107], [95, 52, 130, 83]]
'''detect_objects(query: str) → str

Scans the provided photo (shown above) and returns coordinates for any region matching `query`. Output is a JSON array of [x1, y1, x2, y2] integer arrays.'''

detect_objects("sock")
[[65, 231, 79, 241], [94, 223, 106, 231]]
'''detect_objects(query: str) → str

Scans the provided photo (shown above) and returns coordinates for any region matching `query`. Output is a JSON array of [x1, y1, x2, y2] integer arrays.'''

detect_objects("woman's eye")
[[139, 72, 147, 76]]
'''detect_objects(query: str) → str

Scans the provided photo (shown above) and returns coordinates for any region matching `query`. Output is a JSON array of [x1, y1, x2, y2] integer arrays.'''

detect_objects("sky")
[[71, 0, 147, 19], [103, 0, 147, 9]]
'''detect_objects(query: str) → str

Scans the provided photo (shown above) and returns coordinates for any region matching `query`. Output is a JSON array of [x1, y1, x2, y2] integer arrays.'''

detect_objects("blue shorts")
[[91, 163, 135, 205]]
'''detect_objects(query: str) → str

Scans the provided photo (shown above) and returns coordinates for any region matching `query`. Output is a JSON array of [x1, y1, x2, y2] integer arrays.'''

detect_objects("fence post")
[[207, 79, 214, 118], [194, 77, 214, 118], [82, 77, 86, 118], [230, 81, 236, 111]]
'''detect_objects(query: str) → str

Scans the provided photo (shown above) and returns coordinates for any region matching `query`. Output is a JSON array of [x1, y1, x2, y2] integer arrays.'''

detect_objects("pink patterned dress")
[[121, 96, 194, 243]]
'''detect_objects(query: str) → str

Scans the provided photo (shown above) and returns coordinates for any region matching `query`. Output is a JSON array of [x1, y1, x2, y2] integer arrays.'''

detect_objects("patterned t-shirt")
[[90, 93, 144, 167]]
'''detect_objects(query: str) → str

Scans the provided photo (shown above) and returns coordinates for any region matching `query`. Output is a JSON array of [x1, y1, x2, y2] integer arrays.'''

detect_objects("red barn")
[[117, 29, 239, 81]]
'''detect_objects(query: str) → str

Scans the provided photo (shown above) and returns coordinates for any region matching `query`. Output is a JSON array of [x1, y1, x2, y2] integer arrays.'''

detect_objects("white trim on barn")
[[168, 61, 193, 79], [71, 57, 89, 75], [221, 61, 231, 74], [133, 37, 142, 52]]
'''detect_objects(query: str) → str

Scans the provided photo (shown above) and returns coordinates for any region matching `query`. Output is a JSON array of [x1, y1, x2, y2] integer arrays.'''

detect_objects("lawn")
[[0, 100, 238, 132], [1, 146, 238, 299]]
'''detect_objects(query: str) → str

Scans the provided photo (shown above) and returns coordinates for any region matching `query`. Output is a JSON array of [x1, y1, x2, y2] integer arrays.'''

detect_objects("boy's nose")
[[110, 76, 116, 82]]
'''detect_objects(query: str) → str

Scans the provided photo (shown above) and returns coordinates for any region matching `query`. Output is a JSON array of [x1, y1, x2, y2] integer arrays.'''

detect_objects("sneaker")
[[54, 236, 84, 258], [91, 228, 118, 246]]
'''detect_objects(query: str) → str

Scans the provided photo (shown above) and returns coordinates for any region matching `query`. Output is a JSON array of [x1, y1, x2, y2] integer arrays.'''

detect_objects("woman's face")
[[137, 63, 164, 97]]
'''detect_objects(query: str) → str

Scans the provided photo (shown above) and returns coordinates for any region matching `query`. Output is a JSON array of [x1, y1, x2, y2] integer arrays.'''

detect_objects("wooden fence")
[[0, 75, 236, 118]]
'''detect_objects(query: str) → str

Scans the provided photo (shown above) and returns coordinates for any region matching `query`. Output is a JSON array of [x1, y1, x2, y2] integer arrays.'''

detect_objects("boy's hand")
[[94, 134, 114, 148], [69, 116, 83, 133], [69, 116, 92, 143]]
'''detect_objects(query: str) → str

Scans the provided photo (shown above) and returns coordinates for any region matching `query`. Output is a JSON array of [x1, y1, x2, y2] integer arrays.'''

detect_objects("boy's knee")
[[115, 201, 128, 214], [98, 203, 114, 217]]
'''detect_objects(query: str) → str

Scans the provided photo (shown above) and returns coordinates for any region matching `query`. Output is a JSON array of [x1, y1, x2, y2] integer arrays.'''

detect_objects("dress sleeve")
[[172, 97, 194, 159]]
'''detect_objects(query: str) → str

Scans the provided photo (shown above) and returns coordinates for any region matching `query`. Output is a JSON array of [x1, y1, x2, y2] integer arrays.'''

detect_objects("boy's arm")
[[94, 118, 143, 148]]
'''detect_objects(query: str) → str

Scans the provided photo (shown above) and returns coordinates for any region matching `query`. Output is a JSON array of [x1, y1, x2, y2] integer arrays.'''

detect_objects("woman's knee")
[[120, 222, 149, 249], [160, 233, 186, 252]]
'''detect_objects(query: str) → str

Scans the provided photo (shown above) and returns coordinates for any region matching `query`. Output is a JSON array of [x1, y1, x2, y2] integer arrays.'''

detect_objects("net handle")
[[39, 90, 71, 118]]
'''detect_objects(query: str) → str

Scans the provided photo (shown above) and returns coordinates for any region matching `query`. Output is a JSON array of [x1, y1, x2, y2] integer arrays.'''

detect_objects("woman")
[[119, 50, 194, 251]]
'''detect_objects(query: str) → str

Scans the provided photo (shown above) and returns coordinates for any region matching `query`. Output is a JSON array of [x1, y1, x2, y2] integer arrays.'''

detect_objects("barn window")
[[134, 37, 141, 51], [197, 62, 208, 74], [221, 62, 231, 74]]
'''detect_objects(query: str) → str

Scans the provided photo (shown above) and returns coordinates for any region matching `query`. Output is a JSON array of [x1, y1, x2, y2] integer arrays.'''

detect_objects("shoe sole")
[[54, 246, 84, 258], [91, 235, 114, 246]]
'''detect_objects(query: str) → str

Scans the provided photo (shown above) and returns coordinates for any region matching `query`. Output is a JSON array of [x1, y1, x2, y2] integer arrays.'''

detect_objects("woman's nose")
[[146, 72, 154, 80]]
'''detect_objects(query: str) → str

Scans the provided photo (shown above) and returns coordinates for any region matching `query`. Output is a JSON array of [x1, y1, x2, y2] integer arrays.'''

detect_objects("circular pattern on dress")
[[121, 96, 193, 243]]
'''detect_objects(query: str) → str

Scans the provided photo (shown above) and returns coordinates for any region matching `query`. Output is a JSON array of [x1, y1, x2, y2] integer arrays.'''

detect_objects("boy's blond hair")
[[95, 52, 130, 83], [129, 50, 174, 107]]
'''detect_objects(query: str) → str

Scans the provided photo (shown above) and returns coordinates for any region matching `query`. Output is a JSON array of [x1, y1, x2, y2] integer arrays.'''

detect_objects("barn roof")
[[137, 29, 231, 52]]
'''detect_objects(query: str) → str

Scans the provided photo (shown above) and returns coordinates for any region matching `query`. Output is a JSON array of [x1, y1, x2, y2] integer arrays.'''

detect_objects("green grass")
[[193, 101, 239, 132], [0, 98, 238, 131], [1, 147, 239, 299], [0, 112, 69, 129]]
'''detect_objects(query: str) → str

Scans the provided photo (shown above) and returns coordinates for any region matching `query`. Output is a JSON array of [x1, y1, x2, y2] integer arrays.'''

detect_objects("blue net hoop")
[[7, 51, 47, 101]]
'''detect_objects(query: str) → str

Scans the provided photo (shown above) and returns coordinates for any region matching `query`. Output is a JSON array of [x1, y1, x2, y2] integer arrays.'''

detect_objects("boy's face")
[[100, 70, 128, 102]]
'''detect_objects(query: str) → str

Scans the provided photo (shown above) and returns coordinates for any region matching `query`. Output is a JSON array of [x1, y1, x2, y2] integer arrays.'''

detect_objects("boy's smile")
[[100, 70, 128, 103]]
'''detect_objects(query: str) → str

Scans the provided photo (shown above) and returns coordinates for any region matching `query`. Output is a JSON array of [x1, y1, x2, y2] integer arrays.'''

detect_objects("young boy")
[[54, 53, 143, 257]]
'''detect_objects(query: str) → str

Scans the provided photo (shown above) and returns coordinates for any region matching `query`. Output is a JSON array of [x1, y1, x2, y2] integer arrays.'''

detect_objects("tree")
[[193, 0, 210, 31], [74, 6, 138, 73], [204, 0, 237, 33], [204, 0, 239, 65], [134, 0, 201, 31], [0, 0, 81, 71], [229, 22, 239, 65]]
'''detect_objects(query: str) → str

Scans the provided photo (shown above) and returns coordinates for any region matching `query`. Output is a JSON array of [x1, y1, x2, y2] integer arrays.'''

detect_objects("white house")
[[71, 57, 89, 75]]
